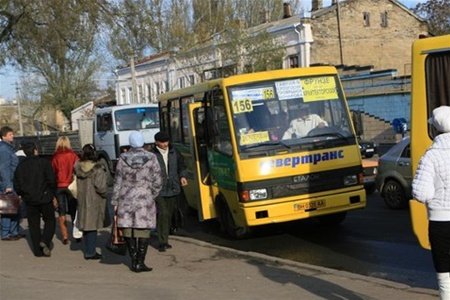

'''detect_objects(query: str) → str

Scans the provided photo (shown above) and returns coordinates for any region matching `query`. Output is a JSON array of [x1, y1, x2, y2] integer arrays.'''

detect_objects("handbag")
[[106, 214, 127, 256], [72, 210, 83, 239], [0, 193, 21, 215], [68, 174, 77, 199]]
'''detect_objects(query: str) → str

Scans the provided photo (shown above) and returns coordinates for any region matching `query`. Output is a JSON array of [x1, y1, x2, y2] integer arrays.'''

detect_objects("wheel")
[[382, 180, 408, 209], [216, 198, 251, 239], [316, 212, 347, 226], [99, 158, 114, 187]]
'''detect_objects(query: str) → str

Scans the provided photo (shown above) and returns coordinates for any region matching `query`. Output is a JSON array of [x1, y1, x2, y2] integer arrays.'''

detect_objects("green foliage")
[[0, 0, 110, 120], [412, 0, 450, 35]]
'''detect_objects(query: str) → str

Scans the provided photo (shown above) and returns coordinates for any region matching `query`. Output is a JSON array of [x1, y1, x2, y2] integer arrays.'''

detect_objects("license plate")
[[363, 176, 375, 183], [366, 149, 374, 152], [294, 199, 326, 211]]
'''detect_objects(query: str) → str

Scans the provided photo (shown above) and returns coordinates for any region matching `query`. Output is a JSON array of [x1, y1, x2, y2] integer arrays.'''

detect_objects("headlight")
[[249, 189, 268, 201], [343, 175, 358, 186]]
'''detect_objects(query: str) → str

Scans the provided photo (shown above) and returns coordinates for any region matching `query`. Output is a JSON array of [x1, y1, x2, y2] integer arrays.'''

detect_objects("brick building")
[[309, 0, 428, 75]]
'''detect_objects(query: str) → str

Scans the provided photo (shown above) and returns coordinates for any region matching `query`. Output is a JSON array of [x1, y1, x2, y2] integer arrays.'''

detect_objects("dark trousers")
[[55, 188, 77, 220], [429, 221, 450, 273], [26, 202, 56, 256], [156, 196, 177, 245], [83, 230, 98, 257]]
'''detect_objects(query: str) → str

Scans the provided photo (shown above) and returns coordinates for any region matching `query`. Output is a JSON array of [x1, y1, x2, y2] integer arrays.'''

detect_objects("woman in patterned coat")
[[111, 131, 162, 273]]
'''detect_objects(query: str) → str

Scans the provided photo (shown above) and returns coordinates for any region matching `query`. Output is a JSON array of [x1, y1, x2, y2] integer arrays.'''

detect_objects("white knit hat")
[[428, 106, 450, 133], [129, 131, 144, 148]]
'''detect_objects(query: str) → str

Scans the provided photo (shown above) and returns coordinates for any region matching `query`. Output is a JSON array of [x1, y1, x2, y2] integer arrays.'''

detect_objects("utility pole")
[[15, 82, 24, 136], [336, 0, 344, 65], [130, 53, 138, 104]]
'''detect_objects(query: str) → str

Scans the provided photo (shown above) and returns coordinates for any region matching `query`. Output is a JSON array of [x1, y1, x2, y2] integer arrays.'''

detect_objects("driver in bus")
[[282, 104, 328, 139]]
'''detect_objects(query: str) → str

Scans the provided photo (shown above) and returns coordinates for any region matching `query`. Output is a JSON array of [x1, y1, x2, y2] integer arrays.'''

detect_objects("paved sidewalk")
[[0, 226, 438, 300]]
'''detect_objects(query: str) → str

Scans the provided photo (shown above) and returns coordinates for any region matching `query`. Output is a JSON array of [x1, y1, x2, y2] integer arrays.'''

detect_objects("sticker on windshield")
[[275, 79, 303, 100], [231, 87, 275, 101], [240, 131, 270, 145], [301, 76, 338, 101], [232, 99, 253, 114]]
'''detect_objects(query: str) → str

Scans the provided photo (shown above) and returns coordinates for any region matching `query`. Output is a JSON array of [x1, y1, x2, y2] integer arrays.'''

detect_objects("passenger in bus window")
[[271, 110, 289, 141], [141, 116, 155, 129], [412, 105, 450, 300], [282, 104, 328, 139]]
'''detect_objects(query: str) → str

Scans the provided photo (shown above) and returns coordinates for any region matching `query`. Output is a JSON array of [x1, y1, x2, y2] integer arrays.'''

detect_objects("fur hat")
[[154, 131, 170, 142], [428, 106, 450, 133], [129, 131, 144, 148]]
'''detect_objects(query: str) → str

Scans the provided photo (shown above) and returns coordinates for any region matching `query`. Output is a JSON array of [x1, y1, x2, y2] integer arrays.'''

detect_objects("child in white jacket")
[[412, 105, 450, 300]]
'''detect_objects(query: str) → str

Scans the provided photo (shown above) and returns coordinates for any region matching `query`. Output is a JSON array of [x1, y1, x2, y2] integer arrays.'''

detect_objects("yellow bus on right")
[[410, 34, 450, 250]]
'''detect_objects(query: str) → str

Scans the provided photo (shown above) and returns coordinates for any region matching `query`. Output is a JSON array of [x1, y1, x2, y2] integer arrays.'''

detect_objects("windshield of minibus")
[[228, 75, 354, 151], [114, 107, 160, 131]]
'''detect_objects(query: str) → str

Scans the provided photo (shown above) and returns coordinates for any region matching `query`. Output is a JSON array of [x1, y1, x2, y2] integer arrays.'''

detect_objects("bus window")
[[181, 96, 195, 144], [228, 75, 353, 150], [115, 107, 159, 131], [169, 99, 181, 143], [212, 90, 232, 155], [425, 51, 450, 139], [97, 113, 112, 132]]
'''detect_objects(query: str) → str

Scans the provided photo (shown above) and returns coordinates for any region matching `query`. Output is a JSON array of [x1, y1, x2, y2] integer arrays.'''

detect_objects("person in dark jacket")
[[151, 131, 187, 252], [0, 126, 21, 241], [14, 143, 57, 257]]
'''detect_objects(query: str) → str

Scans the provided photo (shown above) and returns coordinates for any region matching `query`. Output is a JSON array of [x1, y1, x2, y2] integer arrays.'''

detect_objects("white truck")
[[16, 103, 160, 182]]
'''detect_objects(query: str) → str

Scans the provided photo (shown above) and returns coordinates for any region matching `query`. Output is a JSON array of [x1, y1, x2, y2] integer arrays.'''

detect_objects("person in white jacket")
[[412, 105, 450, 300]]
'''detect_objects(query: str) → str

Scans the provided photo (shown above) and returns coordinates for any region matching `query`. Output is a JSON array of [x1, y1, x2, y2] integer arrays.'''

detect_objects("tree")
[[0, 0, 113, 121], [412, 0, 450, 35], [108, 0, 299, 69]]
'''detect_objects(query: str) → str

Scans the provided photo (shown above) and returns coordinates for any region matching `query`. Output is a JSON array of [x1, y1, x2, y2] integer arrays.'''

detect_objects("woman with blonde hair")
[[51, 136, 79, 244]]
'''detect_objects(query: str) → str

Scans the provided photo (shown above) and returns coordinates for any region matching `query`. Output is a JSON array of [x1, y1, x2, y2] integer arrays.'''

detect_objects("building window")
[[188, 74, 195, 86], [138, 85, 143, 103], [381, 11, 388, 28], [288, 55, 299, 68], [155, 82, 160, 95], [363, 12, 370, 27], [128, 87, 133, 103], [121, 89, 126, 103], [146, 83, 152, 102], [178, 77, 185, 89], [164, 80, 169, 93]]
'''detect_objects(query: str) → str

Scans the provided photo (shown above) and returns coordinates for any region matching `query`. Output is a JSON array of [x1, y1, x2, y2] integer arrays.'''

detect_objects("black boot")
[[125, 237, 137, 272], [135, 238, 152, 272]]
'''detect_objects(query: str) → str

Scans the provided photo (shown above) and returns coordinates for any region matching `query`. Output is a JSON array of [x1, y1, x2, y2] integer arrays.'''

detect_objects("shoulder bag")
[[106, 214, 127, 256], [0, 193, 21, 215], [68, 174, 77, 199]]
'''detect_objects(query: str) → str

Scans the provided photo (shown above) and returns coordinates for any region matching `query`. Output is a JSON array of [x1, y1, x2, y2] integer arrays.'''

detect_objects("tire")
[[381, 180, 408, 209], [99, 158, 114, 187], [316, 211, 347, 226], [216, 198, 251, 239], [364, 153, 374, 158]]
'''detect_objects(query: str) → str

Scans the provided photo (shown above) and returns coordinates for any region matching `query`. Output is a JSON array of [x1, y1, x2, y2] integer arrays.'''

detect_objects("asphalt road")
[[174, 190, 437, 291]]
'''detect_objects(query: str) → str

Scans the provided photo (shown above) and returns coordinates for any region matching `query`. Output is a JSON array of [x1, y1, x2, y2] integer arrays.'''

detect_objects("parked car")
[[358, 139, 377, 158], [362, 159, 378, 195], [375, 137, 412, 209]]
